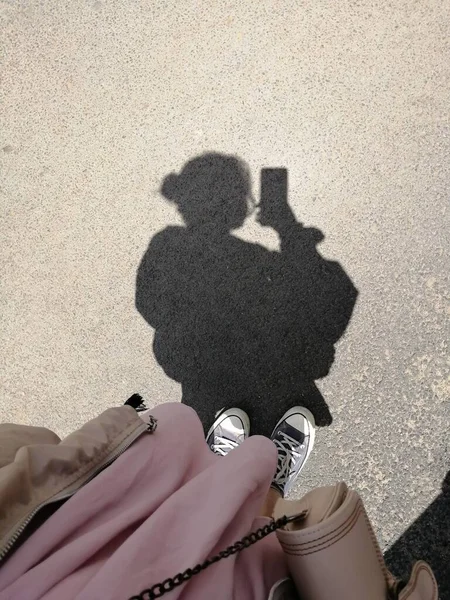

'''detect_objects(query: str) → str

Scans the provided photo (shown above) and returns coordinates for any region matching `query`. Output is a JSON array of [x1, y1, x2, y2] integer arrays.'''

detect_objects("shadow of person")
[[385, 470, 450, 599], [136, 153, 358, 436]]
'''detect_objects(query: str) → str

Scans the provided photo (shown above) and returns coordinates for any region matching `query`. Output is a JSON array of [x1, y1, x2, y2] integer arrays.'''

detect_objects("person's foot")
[[206, 408, 250, 457], [270, 407, 316, 496]]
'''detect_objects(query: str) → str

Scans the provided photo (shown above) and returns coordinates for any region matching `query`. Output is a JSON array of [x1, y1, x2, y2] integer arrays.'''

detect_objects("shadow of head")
[[160, 153, 253, 232]]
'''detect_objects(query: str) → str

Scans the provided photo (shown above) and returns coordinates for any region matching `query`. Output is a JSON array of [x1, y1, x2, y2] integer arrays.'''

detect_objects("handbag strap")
[[128, 512, 306, 600]]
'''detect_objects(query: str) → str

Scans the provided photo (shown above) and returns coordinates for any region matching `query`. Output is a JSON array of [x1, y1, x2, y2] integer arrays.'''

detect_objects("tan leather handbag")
[[129, 482, 438, 600], [271, 483, 438, 600]]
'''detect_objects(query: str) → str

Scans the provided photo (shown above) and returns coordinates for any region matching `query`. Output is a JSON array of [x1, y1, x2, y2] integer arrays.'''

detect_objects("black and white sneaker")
[[270, 407, 316, 496], [206, 408, 250, 457]]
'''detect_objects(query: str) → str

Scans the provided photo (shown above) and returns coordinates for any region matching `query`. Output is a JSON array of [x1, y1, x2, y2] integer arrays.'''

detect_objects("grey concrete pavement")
[[1, 0, 449, 591]]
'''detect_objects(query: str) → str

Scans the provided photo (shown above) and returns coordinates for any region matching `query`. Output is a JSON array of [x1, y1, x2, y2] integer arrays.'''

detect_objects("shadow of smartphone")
[[259, 168, 288, 226]]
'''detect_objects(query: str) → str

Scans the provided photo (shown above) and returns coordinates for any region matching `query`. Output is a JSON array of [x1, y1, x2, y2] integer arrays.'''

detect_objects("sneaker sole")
[[206, 407, 251, 441], [271, 406, 316, 470]]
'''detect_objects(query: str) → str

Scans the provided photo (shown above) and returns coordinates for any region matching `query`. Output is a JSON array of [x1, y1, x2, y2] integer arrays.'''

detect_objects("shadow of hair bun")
[[160, 173, 179, 201]]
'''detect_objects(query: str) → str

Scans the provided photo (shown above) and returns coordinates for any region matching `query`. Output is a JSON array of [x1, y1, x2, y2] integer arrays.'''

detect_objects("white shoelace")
[[272, 431, 305, 487], [211, 436, 239, 456]]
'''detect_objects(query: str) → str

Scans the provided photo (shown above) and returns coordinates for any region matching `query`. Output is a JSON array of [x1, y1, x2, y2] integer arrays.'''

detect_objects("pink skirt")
[[0, 403, 287, 599]]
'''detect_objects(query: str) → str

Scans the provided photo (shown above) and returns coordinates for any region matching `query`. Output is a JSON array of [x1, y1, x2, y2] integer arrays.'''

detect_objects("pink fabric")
[[0, 403, 287, 599]]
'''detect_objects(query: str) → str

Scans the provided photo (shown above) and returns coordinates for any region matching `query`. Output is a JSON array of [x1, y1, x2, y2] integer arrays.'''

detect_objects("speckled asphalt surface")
[[1, 0, 449, 594]]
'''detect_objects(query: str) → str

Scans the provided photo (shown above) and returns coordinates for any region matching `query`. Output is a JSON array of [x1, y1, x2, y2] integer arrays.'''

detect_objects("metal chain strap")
[[128, 514, 299, 600]]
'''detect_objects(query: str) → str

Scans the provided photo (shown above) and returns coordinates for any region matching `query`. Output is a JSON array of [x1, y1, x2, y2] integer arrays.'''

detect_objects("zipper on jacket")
[[0, 420, 151, 564]]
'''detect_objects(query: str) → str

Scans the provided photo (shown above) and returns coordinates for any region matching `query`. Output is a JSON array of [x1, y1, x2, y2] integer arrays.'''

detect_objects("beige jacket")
[[0, 406, 152, 564]]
